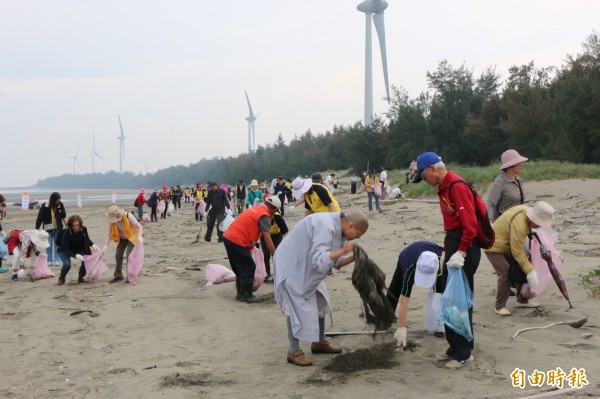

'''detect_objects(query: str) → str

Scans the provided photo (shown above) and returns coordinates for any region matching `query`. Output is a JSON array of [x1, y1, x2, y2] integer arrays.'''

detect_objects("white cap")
[[414, 251, 439, 289]]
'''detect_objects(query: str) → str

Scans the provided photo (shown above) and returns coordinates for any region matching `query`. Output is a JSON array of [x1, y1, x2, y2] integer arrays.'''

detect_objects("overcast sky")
[[1, 0, 598, 187]]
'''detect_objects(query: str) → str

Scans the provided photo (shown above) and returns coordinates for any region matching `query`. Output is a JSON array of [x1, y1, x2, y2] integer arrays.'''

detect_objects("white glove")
[[394, 327, 407, 347], [75, 254, 85, 261], [92, 244, 101, 252], [138, 237, 144, 244], [439, 251, 445, 269], [527, 270, 539, 290], [102, 245, 108, 254], [447, 251, 466, 268]]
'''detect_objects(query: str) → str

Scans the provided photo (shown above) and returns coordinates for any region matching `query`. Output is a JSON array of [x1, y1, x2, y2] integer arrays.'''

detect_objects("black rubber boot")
[[235, 276, 241, 301], [239, 278, 259, 303], [78, 264, 86, 283]]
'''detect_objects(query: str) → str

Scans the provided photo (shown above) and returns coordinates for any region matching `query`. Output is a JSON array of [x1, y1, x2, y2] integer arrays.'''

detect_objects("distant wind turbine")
[[117, 115, 126, 173], [141, 160, 149, 175], [66, 145, 82, 174], [90, 134, 103, 174], [245, 90, 260, 152], [357, 0, 390, 126]]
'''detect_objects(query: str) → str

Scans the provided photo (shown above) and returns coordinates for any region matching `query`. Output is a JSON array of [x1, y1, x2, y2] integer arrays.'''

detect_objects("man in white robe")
[[274, 211, 369, 366]]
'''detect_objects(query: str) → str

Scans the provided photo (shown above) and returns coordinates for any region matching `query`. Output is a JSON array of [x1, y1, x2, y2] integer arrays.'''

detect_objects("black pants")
[[351, 182, 357, 194], [150, 205, 157, 222], [223, 238, 255, 279], [205, 212, 225, 241], [260, 232, 283, 276], [162, 203, 169, 218], [278, 193, 286, 216], [442, 233, 480, 362], [173, 197, 181, 209]]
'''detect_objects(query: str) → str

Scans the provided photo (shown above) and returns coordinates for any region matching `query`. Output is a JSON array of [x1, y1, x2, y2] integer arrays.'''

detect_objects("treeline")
[[38, 32, 600, 189]]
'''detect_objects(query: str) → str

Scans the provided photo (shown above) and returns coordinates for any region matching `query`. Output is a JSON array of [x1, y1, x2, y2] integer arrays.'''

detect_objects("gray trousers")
[[114, 239, 134, 279]]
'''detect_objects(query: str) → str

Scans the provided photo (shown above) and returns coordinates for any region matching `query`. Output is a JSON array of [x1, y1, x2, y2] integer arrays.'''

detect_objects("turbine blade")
[[245, 90, 255, 116], [95, 152, 104, 161], [372, 12, 390, 102], [118, 115, 124, 137]]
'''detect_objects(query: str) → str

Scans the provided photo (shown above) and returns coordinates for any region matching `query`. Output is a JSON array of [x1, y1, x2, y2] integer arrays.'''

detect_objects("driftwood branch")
[[325, 330, 392, 337], [512, 317, 588, 340]]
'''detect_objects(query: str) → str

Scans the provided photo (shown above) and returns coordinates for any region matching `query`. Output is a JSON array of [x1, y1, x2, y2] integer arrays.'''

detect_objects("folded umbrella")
[[530, 231, 572, 309]]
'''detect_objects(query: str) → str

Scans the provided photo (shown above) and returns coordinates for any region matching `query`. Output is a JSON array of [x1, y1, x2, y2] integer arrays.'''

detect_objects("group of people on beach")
[[0, 147, 558, 371]]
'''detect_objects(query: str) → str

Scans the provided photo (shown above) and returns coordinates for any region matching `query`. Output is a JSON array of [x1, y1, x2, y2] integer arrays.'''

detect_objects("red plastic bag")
[[205, 263, 236, 284], [33, 253, 55, 279], [127, 242, 144, 285], [83, 250, 109, 283], [251, 248, 267, 292]]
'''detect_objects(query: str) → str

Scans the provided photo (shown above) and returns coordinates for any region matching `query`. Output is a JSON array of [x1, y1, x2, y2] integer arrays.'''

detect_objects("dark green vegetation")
[[580, 266, 600, 297], [38, 33, 600, 189]]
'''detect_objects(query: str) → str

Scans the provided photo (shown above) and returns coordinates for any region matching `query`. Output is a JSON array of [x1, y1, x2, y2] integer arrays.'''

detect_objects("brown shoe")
[[109, 277, 124, 284], [287, 350, 312, 366], [311, 340, 342, 354]]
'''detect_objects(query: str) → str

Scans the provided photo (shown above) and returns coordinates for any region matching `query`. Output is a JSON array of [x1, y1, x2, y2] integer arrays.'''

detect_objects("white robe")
[[273, 213, 346, 342]]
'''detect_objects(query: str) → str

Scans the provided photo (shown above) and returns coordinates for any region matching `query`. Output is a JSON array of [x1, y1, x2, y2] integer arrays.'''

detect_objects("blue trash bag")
[[0, 234, 8, 260], [440, 267, 474, 341]]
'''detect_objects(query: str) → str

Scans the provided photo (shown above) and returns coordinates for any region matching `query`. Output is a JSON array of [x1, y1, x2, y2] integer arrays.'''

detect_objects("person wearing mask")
[[487, 149, 528, 223], [35, 192, 67, 266], [204, 180, 230, 243], [247, 179, 264, 208], [412, 151, 481, 369], [57, 215, 100, 285], [274, 211, 369, 366], [102, 205, 143, 284], [223, 196, 280, 303]]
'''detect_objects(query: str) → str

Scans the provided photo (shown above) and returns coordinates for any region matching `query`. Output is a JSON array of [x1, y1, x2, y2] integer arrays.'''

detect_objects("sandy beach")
[[1, 180, 599, 398]]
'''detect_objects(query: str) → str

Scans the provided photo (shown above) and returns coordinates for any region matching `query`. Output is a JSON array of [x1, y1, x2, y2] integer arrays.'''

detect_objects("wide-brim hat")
[[500, 149, 528, 170], [291, 177, 312, 198], [412, 152, 442, 183], [526, 201, 554, 229], [414, 251, 439, 289], [105, 205, 125, 224], [30, 229, 50, 249], [250, 179, 259, 187], [140, 188, 146, 194]]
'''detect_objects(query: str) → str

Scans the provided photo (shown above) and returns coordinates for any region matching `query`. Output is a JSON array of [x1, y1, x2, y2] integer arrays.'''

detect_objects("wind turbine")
[[117, 115, 126, 173], [141, 160, 149, 175], [245, 90, 258, 152], [66, 145, 81, 174], [90, 134, 103, 174], [357, 0, 390, 126]]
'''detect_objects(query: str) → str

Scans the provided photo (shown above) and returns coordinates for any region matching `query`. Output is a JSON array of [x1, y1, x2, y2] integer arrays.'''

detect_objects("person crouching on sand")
[[102, 205, 143, 284], [8, 229, 50, 281], [57, 215, 101, 286]]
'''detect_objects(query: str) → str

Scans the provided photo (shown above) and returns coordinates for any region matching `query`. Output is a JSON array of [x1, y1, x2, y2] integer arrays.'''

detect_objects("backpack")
[[134, 197, 139, 207], [147, 196, 155, 208], [448, 179, 495, 250]]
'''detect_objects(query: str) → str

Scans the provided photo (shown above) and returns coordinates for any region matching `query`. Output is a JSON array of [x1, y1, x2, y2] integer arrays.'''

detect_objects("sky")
[[1, 0, 598, 187]]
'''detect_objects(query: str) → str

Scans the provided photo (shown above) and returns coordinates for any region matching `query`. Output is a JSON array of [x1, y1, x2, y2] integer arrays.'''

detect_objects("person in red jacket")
[[223, 196, 280, 303], [136, 188, 148, 221], [412, 151, 481, 370]]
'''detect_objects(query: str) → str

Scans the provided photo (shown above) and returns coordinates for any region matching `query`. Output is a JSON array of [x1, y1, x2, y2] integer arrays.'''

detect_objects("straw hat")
[[250, 179, 259, 187], [500, 149, 528, 170], [30, 229, 50, 249], [291, 177, 312, 198], [526, 201, 555, 229], [414, 251, 439, 289], [105, 205, 125, 224]]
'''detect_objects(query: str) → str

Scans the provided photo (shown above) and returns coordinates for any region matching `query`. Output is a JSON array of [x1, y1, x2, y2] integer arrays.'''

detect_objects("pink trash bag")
[[205, 263, 236, 284], [83, 250, 109, 283], [127, 242, 144, 285], [251, 248, 267, 292], [157, 200, 166, 214], [522, 228, 563, 297], [33, 253, 55, 279], [142, 213, 150, 222], [373, 183, 382, 198]]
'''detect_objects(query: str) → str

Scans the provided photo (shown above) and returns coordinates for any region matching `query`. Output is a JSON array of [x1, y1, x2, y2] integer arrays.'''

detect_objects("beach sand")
[[0, 180, 599, 398]]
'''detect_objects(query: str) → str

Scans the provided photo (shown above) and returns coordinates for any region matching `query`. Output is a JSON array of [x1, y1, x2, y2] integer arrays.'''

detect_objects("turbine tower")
[[357, 0, 390, 126], [245, 90, 257, 152], [117, 115, 126, 173], [66, 145, 81, 174], [90, 134, 103, 174], [141, 160, 149, 175]]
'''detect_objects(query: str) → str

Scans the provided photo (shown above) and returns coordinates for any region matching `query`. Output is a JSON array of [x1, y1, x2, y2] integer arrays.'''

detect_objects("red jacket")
[[137, 193, 147, 206], [437, 171, 478, 252]]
